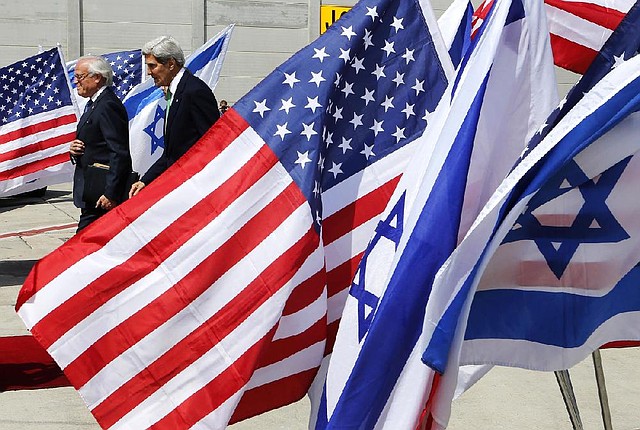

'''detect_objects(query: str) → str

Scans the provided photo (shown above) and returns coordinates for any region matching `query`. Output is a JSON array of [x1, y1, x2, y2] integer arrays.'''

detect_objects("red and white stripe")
[[17, 110, 326, 428], [0, 108, 77, 196], [544, 0, 634, 73], [16, 105, 413, 426], [471, 0, 493, 38], [473, 0, 633, 74]]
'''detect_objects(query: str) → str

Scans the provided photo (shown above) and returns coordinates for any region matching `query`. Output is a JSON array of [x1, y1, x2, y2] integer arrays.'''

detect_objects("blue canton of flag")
[[103, 50, 143, 100], [1, 49, 73, 125], [232, 0, 449, 230], [0, 48, 77, 196]]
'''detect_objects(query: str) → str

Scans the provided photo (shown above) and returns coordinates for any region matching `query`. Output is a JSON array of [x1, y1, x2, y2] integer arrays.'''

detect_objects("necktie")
[[165, 89, 172, 127], [84, 99, 93, 114]]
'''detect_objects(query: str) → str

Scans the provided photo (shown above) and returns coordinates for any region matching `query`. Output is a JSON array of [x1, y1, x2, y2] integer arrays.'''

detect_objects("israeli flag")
[[314, 0, 558, 427], [437, 0, 473, 69], [422, 2, 640, 427]]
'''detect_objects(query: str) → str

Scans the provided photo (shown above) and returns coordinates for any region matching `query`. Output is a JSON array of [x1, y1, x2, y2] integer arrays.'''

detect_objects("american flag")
[[472, 0, 635, 74], [544, 0, 635, 73], [16, 0, 451, 427], [0, 48, 77, 197]]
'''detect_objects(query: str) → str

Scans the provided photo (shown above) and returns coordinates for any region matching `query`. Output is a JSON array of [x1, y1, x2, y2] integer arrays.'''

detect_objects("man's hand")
[[70, 139, 85, 157], [96, 195, 116, 211], [129, 181, 146, 198]]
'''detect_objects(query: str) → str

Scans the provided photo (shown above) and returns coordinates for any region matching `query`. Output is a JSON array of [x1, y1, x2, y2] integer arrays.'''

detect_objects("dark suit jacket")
[[73, 86, 131, 208], [141, 69, 220, 184]]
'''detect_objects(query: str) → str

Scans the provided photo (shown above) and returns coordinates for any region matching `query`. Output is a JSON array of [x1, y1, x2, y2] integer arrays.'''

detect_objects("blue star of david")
[[349, 192, 405, 341], [143, 105, 165, 154], [504, 157, 631, 279]]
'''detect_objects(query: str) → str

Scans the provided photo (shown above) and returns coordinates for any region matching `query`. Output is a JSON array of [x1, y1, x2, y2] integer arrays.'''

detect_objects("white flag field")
[[125, 24, 234, 177]]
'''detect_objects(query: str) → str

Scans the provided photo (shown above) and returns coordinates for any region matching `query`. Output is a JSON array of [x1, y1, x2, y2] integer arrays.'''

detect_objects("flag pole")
[[591, 350, 613, 430], [554, 370, 583, 430]]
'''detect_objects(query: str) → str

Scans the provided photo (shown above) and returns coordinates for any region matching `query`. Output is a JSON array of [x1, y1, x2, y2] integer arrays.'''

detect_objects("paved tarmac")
[[1, 183, 639, 429]]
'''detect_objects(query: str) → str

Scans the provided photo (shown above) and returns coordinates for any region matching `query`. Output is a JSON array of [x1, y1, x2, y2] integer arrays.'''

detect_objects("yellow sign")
[[320, 5, 352, 34]]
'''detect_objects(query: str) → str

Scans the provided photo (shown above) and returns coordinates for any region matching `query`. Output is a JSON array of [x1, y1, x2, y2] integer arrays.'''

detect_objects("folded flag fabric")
[[545, 0, 634, 73], [0, 48, 77, 197], [0, 335, 68, 391], [314, 0, 559, 427], [419, 3, 640, 426], [15, 0, 453, 427], [437, 0, 474, 69], [457, 0, 640, 372], [475, 0, 634, 74]]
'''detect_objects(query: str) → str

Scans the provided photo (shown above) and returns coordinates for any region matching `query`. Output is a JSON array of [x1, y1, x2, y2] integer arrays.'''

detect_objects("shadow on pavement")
[[0, 189, 71, 213], [0, 260, 38, 287]]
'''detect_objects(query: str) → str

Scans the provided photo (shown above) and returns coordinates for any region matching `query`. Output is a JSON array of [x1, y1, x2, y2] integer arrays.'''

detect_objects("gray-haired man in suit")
[[70, 56, 131, 232], [129, 36, 220, 197]]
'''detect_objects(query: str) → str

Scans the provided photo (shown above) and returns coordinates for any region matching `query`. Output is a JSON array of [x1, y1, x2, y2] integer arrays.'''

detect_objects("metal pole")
[[192, 0, 206, 49], [67, 0, 83, 58], [592, 349, 613, 430], [555, 369, 583, 430]]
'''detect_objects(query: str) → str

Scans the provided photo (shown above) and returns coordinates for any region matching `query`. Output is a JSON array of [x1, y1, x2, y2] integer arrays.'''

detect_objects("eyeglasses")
[[74, 72, 93, 82]]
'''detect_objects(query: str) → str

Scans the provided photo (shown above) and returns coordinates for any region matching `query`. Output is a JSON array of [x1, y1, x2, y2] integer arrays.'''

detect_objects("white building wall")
[[206, 0, 312, 102], [0, 0, 581, 103], [81, 0, 194, 54], [0, 1, 68, 66]]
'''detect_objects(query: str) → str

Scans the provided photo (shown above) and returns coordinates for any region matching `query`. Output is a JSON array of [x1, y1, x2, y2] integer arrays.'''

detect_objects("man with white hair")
[[129, 36, 220, 197], [70, 55, 131, 232]]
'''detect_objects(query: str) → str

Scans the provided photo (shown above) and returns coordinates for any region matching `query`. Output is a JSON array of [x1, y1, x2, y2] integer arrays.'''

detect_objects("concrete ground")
[[1, 183, 639, 429]]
